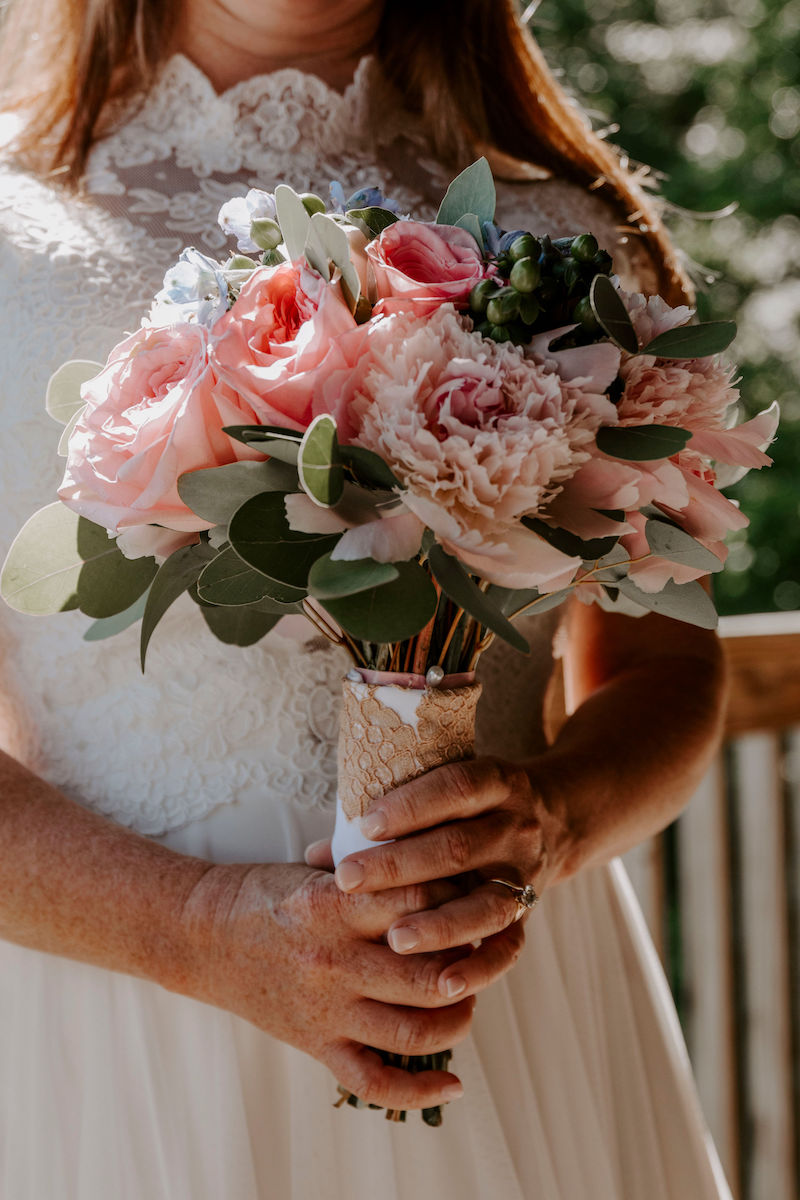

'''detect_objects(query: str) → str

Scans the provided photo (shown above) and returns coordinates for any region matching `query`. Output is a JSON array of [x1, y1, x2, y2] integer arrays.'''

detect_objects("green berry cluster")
[[468, 232, 613, 347]]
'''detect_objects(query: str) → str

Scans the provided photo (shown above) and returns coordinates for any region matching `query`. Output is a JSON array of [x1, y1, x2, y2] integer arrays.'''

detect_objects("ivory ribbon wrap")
[[331, 677, 482, 865]]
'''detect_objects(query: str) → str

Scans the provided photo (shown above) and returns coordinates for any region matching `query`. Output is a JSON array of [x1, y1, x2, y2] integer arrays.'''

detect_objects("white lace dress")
[[0, 55, 732, 1200]]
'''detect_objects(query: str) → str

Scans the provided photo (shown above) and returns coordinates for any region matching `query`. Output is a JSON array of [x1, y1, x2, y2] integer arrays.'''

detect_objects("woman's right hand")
[[177, 861, 476, 1111]]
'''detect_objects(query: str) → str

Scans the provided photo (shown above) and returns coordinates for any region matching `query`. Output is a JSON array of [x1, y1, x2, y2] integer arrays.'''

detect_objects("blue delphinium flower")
[[150, 248, 229, 328], [328, 181, 400, 215]]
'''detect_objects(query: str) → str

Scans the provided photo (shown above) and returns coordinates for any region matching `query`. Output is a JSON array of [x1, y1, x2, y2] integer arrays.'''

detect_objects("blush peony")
[[334, 306, 619, 589], [59, 323, 264, 533], [210, 260, 357, 430], [366, 221, 488, 317]]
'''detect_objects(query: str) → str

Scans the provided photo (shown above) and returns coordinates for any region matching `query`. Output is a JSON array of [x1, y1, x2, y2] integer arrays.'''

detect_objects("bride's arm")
[[0, 746, 482, 1109], [329, 605, 726, 995]]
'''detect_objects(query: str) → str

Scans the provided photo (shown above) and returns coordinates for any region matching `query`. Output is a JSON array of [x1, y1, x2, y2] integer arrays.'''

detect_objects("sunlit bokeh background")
[[536, 0, 799, 615]]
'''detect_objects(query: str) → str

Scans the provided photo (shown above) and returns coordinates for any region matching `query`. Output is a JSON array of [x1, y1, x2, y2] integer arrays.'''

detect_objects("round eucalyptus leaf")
[[77, 545, 157, 619], [322, 560, 438, 643], [2, 504, 101, 616], [197, 546, 284, 606], [427, 544, 529, 654], [639, 321, 736, 360], [299, 414, 345, 507], [177, 460, 297, 525], [308, 553, 399, 600], [589, 275, 639, 355], [200, 604, 281, 647], [45, 360, 102, 425], [645, 519, 724, 572], [596, 424, 692, 461], [228, 491, 337, 587]]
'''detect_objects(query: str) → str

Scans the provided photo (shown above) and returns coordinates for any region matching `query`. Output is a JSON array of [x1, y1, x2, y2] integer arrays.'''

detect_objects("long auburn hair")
[[0, 0, 690, 302]]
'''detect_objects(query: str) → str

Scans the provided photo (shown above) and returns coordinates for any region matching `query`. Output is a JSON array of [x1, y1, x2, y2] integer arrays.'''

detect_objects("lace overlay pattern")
[[0, 54, 651, 835]]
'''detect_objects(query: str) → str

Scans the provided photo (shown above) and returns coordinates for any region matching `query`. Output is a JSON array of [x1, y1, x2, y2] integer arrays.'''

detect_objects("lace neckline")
[[88, 51, 420, 184]]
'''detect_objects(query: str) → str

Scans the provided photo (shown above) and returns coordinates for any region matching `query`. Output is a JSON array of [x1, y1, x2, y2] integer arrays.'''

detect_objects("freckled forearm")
[[529, 644, 727, 881], [0, 748, 213, 990]]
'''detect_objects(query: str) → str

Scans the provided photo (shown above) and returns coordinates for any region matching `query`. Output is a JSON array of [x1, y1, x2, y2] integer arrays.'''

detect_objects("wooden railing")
[[622, 611, 800, 1200]]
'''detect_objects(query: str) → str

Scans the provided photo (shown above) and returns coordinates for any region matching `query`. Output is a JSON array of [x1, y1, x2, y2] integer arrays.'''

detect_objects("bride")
[[0, 1, 734, 1196]]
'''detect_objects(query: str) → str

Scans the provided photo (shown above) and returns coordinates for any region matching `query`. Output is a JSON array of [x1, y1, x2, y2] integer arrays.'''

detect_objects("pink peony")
[[59, 323, 264, 533], [366, 221, 488, 317], [328, 306, 619, 589], [210, 260, 357, 430]]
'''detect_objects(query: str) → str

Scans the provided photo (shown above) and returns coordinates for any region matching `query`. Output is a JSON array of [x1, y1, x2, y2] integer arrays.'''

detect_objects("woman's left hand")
[[307, 756, 573, 998]]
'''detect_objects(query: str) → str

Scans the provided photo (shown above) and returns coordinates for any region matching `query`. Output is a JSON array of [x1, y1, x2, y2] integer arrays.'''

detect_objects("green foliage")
[[534, 0, 800, 613]]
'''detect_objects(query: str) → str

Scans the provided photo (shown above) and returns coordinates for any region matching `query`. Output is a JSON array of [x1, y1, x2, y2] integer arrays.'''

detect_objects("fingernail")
[[360, 809, 387, 840], [304, 839, 327, 864], [335, 860, 364, 891], [442, 1082, 464, 1101], [443, 974, 466, 998], [388, 926, 419, 953]]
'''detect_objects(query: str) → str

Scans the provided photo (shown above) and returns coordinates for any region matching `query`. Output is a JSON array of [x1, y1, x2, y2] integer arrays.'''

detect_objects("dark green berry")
[[592, 249, 613, 275], [509, 256, 541, 294], [573, 295, 601, 331], [508, 233, 541, 263], [468, 279, 498, 314], [489, 324, 512, 343], [563, 260, 581, 290], [486, 288, 520, 325], [571, 233, 599, 263]]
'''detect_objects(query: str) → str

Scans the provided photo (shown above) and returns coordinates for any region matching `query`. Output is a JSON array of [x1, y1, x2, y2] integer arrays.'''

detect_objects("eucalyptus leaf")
[[617, 575, 718, 629], [200, 604, 281, 646], [596, 424, 692, 461], [303, 220, 331, 281], [274, 184, 311, 262], [454, 213, 484, 249], [197, 547, 288, 605], [228, 491, 337, 587], [77, 542, 157, 619], [177, 460, 298, 525], [645, 519, 724, 572], [589, 275, 639, 355], [322, 559, 438, 643], [222, 426, 301, 464], [345, 207, 399, 237], [57, 404, 86, 456], [340, 445, 401, 490], [428, 544, 529, 654], [2, 504, 112, 616], [310, 212, 360, 310], [45, 360, 101, 425], [308, 554, 399, 600], [436, 157, 496, 226], [298, 414, 345, 507], [506, 588, 572, 620], [140, 543, 216, 669], [83, 589, 150, 642], [639, 321, 736, 360], [520, 516, 619, 561]]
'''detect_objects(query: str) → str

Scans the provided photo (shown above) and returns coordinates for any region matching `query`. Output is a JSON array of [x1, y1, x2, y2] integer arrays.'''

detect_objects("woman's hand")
[[320, 757, 572, 999], [178, 861, 477, 1112]]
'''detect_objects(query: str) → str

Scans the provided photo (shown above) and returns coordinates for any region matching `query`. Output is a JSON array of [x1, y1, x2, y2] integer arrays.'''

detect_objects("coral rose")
[[210, 260, 357, 430], [366, 221, 488, 317], [59, 323, 264, 533]]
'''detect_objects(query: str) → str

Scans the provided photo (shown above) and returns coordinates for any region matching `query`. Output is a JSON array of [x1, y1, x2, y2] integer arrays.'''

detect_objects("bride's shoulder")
[[494, 172, 661, 295]]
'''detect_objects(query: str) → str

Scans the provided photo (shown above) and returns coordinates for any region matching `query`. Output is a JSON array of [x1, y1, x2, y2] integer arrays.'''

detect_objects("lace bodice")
[[0, 54, 655, 836]]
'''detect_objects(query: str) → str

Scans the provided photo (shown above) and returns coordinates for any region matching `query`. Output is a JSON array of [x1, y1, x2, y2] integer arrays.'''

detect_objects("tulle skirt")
[[0, 833, 732, 1200]]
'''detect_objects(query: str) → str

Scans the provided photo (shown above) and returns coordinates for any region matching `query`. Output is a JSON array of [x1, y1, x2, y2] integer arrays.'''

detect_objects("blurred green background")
[[534, 0, 800, 615]]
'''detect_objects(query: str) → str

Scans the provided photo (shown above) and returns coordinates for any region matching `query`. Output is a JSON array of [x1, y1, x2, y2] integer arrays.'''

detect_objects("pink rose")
[[59, 323, 264, 533], [210, 261, 357, 430], [366, 221, 487, 316]]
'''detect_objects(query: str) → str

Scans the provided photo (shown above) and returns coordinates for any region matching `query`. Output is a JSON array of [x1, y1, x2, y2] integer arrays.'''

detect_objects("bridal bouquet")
[[1, 159, 777, 1123]]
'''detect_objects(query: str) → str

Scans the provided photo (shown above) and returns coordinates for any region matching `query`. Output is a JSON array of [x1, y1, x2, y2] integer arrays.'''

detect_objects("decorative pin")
[[425, 665, 445, 688]]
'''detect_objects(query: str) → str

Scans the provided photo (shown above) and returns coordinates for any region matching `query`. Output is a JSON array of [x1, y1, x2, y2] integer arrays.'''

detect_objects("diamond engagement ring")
[[490, 878, 540, 919]]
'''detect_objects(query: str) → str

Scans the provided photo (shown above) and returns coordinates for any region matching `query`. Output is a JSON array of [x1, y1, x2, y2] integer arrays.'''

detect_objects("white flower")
[[149, 248, 229, 328], [218, 189, 278, 253]]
